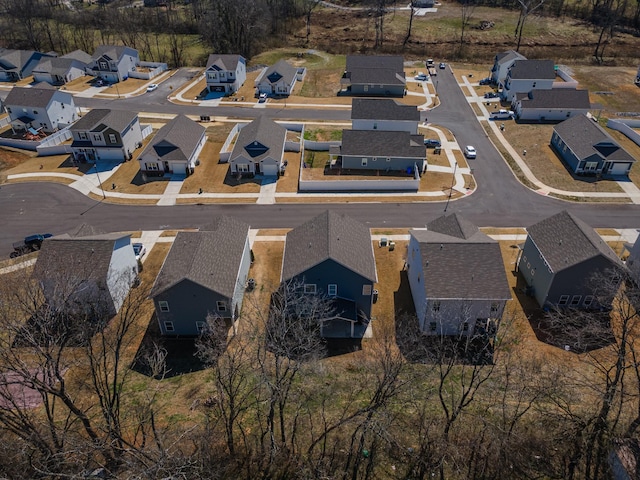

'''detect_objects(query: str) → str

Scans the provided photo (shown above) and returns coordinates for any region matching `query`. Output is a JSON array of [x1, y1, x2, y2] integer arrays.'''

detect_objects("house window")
[[585, 162, 598, 172], [196, 321, 205, 332], [432, 301, 441, 312], [363, 85, 368, 92], [328, 284, 337, 297], [430, 322, 437, 331], [570, 295, 582, 307], [558, 295, 569, 306], [462, 322, 469, 332], [108, 134, 117, 143], [490, 303, 499, 314], [158, 301, 169, 312], [584, 295, 594, 307], [362, 285, 372, 296], [217, 301, 227, 312], [146, 163, 159, 171], [99, 61, 108, 70], [237, 163, 250, 173], [164, 321, 174, 332], [362, 158, 368, 166], [373, 123, 377, 129], [79, 132, 87, 140], [304, 284, 316, 294], [93, 134, 101, 141]]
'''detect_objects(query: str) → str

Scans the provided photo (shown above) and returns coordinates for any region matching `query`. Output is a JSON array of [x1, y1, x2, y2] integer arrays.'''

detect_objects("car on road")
[[414, 72, 428, 81], [258, 92, 268, 102], [146, 83, 158, 92], [424, 138, 442, 148], [439, 62, 446, 69], [464, 146, 477, 159], [133, 242, 146, 261]]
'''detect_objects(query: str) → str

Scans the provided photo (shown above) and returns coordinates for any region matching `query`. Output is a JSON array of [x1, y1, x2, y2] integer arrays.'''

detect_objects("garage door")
[[210, 86, 225, 92], [609, 163, 629, 175], [172, 163, 186, 175], [261, 163, 279, 176]]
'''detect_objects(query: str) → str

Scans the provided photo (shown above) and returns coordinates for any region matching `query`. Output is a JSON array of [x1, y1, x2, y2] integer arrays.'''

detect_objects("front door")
[[164, 161, 170, 173]]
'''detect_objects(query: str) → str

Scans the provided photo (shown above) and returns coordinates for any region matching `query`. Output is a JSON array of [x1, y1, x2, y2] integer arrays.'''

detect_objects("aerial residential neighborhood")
[[0, 1, 639, 478]]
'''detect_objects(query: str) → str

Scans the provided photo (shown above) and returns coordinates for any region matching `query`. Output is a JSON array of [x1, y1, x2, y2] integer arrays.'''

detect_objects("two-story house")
[[86, 45, 139, 83], [351, 98, 420, 133], [32, 50, 92, 86], [512, 89, 591, 122], [406, 214, 512, 336], [489, 50, 526, 87], [205, 54, 246, 95], [280, 210, 378, 339], [501, 59, 556, 102], [0, 49, 54, 82], [4, 84, 77, 134], [255, 59, 298, 97], [341, 55, 406, 96], [70, 109, 143, 162]]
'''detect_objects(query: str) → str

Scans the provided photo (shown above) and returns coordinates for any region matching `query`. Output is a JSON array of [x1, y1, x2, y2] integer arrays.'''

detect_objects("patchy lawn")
[[277, 151, 301, 193], [571, 66, 640, 114]]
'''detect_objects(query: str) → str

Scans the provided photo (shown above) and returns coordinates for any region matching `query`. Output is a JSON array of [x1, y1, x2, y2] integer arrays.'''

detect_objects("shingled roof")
[[206, 54, 244, 71], [282, 210, 377, 283], [526, 210, 624, 273], [229, 116, 286, 163], [339, 130, 425, 158], [4, 85, 62, 108], [140, 115, 205, 162], [150, 216, 250, 299], [345, 55, 405, 86], [351, 98, 419, 122], [518, 89, 591, 110], [508, 59, 556, 80], [259, 59, 297, 86], [92, 45, 138, 62], [410, 214, 511, 300], [71, 109, 138, 133]]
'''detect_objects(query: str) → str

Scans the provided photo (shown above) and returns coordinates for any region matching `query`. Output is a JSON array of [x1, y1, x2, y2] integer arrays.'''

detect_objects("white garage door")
[[261, 163, 279, 176], [172, 163, 186, 175], [609, 163, 629, 175]]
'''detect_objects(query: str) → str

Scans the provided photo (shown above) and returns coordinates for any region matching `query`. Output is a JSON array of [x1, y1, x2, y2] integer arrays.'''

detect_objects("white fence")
[[607, 118, 640, 148], [553, 67, 579, 89], [129, 62, 168, 81], [37, 144, 73, 156], [0, 137, 39, 151], [37, 126, 72, 148], [141, 124, 153, 140], [299, 176, 420, 192], [219, 123, 240, 163], [304, 140, 341, 151]]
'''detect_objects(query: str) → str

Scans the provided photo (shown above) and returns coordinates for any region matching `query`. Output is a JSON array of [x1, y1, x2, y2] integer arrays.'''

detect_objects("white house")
[[255, 59, 298, 97], [4, 84, 77, 134], [501, 59, 556, 102], [86, 45, 139, 83], [32, 50, 92, 85], [205, 54, 246, 95], [138, 114, 206, 176], [490, 50, 526, 87], [70, 109, 143, 162], [406, 214, 511, 336], [351, 98, 420, 134], [512, 89, 591, 122], [229, 116, 286, 177]]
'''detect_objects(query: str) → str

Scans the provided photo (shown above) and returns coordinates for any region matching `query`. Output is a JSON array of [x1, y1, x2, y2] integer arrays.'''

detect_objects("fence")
[[141, 124, 153, 140], [37, 145, 72, 156], [553, 67, 579, 89], [299, 176, 420, 192], [607, 118, 640, 148], [129, 62, 168, 81], [219, 123, 241, 163]]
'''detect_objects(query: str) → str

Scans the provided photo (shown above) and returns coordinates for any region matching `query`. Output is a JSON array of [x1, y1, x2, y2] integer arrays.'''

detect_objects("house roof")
[[351, 98, 419, 122], [344, 55, 405, 86], [508, 59, 556, 80], [259, 59, 297, 86], [140, 114, 205, 162], [33, 50, 90, 77], [339, 130, 425, 158], [92, 45, 138, 62], [4, 85, 65, 108], [410, 214, 511, 300], [206, 54, 244, 71], [0, 49, 45, 73], [282, 210, 378, 283], [32, 234, 128, 284], [67, 223, 108, 238], [526, 210, 625, 273], [553, 114, 636, 163], [229, 116, 287, 163], [71, 109, 138, 133], [61, 49, 92, 64], [150, 216, 250, 299], [518, 89, 591, 110], [495, 50, 526, 65]]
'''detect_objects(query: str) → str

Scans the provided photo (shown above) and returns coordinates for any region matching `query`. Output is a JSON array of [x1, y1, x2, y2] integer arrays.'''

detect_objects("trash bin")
[[372, 289, 379, 304], [388, 241, 395, 251]]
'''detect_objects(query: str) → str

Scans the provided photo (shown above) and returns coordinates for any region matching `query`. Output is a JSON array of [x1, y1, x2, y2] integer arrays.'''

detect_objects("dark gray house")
[[229, 116, 286, 177], [281, 210, 378, 338], [330, 129, 426, 173], [407, 214, 512, 336], [518, 210, 625, 310], [351, 98, 420, 134], [512, 89, 591, 122], [551, 114, 636, 177], [86, 45, 139, 83], [150, 216, 251, 336], [341, 55, 406, 97]]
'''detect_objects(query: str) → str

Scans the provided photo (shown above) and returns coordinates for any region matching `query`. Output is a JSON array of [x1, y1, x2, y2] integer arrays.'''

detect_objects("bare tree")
[[302, 0, 322, 45], [514, 0, 546, 51], [459, 0, 477, 55]]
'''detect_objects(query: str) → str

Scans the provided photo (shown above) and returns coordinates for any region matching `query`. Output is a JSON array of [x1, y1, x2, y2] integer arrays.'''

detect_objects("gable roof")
[[92, 45, 139, 62], [150, 216, 250, 298], [554, 114, 636, 163], [230, 116, 287, 162], [344, 55, 406, 86], [518, 89, 591, 109], [71, 109, 138, 133], [526, 210, 625, 273], [282, 210, 377, 283], [0, 49, 47, 73], [495, 50, 526, 65], [339, 130, 425, 158], [33, 50, 90, 77], [351, 98, 419, 122], [206, 54, 244, 71], [140, 115, 205, 162], [508, 59, 556, 80], [4, 85, 68, 108], [61, 49, 92, 64], [411, 214, 511, 300], [259, 59, 297, 86]]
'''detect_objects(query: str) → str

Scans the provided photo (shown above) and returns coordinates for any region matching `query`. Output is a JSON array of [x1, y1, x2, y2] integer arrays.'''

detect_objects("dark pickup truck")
[[10, 234, 53, 258]]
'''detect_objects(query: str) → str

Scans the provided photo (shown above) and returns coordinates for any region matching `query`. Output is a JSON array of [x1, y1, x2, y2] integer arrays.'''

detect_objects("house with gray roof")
[[205, 54, 246, 95], [70, 109, 143, 162], [512, 89, 591, 122], [138, 115, 206, 175], [341, 55, 406, 97], [351, 98, 420, 133], [626, 234, 640, 286], [86, 45, 139, 83], [490, 50, 526, 87], [0, 49, 54, 82], [150, 216, 251, 336], [501, 59, 556, 102], [330, 129, 426, 173], [518, 210, 626, 310], [407, 214, 511, 336], [33, 232, 138, 320], [4, 84, 77, 134], [281, 210, 378, 338], [229, 116, 287, 177], [551, 114, 636, 177], [255, 59, 298, 97], [32, 50, 92, 85]]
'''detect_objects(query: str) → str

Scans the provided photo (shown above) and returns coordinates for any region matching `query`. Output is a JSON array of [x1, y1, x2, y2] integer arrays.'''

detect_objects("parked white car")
[[464, 146, 477, 159]]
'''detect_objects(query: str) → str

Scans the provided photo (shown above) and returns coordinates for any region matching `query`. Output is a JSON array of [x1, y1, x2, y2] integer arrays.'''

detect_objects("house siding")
[[351, 118, 417, 134], [519, 236, 554, 307], [407, 235, 428, 327], [515, 106, 589, 123], [551, 131, 606, 174], [502, 78, 554, 102], [342, 154, 423, 172], [232, 236, 252, 317], [206, 58, 246, 95], [349, 84, 404, 97], [7, 91, 76, 133], [105, 239, 138, 313], [423, 299, 506, 336], [548, 257, 617, 308], [155, 279, 232, 336]]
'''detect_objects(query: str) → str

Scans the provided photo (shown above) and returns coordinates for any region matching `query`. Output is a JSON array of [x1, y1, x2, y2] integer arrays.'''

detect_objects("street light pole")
[[94, 162, 106, 199]]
